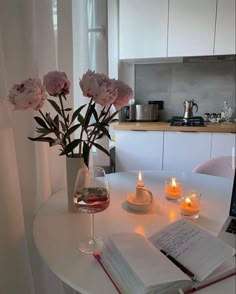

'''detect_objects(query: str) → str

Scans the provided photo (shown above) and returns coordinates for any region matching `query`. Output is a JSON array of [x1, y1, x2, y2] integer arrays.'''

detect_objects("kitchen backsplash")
[[135, 61, 235, 121]]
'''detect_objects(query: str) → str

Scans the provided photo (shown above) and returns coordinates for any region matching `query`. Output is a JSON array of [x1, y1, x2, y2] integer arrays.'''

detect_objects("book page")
[[102, 232, 191, 294], [149, 219, 235, 281]]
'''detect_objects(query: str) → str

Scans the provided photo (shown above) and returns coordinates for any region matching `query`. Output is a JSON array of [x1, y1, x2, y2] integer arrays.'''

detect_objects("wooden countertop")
[[112, 121, 236, 133]]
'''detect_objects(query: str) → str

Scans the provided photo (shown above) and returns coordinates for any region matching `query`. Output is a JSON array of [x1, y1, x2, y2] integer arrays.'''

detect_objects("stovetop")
[[170, 116, 205, 127]]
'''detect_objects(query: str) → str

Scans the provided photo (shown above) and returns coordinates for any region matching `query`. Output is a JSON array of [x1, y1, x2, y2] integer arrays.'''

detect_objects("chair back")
[[192, 156, 235, 179]]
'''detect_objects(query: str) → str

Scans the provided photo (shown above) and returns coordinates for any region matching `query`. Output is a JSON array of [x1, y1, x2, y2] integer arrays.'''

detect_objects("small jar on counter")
[[209, 113, 217, 122], [204, 113, 210, 122], [217, 113, 221, 122]]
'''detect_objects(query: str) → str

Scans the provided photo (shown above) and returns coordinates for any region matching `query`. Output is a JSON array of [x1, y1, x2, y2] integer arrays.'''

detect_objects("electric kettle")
[[183, 100, 198, 119]]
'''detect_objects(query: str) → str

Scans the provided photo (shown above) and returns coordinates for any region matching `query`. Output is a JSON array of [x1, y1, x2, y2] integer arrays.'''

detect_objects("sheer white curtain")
[[0, 0, 88, 293]]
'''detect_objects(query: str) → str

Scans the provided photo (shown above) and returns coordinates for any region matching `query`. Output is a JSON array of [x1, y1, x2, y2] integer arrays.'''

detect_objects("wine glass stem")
[[90, 213, 95, 241]]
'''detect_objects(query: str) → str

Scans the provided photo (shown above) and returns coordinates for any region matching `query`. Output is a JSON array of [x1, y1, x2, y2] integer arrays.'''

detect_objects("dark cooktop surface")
[[170, 116, 205, 127]]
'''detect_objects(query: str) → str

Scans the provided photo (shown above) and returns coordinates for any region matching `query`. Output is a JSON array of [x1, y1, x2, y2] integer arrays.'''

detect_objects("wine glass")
[[73, 166, 110, 253]]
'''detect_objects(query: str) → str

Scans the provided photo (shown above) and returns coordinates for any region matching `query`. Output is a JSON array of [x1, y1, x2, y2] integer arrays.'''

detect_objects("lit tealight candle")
[[165, 177, 182, 200], [180, 192, 201, 219]]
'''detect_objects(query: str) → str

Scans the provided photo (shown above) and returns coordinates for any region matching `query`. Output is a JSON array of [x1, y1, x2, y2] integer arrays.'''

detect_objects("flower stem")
[[88, 104, 112, 150], [59, 94, 74, 157], [39, 109, 49, 126], [38, 109, 65, 150], [79, 98, 93, 156]]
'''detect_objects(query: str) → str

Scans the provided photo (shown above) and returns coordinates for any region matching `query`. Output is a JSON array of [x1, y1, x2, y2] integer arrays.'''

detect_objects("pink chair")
[[192, 156, 235, 179]]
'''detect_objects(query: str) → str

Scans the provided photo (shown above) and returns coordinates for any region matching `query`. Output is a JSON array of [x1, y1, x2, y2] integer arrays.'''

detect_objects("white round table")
[[33, 171, 235, 294]]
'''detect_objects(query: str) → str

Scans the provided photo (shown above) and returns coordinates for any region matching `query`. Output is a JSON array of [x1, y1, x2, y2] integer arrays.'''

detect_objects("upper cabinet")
[[119, 0, 168, 59], [118, 0, 235, 59], [168, 0, 217, 57], [214, 0, 236, 55]]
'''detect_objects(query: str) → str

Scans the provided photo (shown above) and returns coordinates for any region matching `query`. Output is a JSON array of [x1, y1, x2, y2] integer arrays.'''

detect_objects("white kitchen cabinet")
[[211, 133, 236, 158], [115, 130, 163, 172], [214, 0, 236, 55], [168, 0, 217, 57], [119, 0, 168, 59], [163, 132, 212, 172]]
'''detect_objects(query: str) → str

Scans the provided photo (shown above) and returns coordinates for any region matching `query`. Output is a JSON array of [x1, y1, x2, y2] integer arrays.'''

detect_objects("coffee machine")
[[183, 100, 198, 120]]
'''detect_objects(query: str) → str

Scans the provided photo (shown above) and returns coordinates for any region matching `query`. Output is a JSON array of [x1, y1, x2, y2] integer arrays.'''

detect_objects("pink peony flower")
[[43, 71, 70, 96], [113, 80, 133, 110], [8, 78, 47, 110], [80, 70, 118, 106]]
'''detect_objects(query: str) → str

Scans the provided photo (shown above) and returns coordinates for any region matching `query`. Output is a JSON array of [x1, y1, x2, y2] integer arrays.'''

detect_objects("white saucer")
[[126, 193, 153, 212]]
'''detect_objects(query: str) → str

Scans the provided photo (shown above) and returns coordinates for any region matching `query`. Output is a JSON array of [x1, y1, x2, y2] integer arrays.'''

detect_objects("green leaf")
[[62, 94, 67, 101], [60, 121, 66, 132], [92, 142, 110, 157], [110, 118, 119, 123], [36, 128, 53, 135], [97, 124, 111, 139], [45, 113, 54, 125], [82, 142, 90, 167], [104, 110, 120, 124], [77, 113, 84, 124], [47, 99, 62, 116], [84, 103, 95, 126], [64, 123, 80, 139], [34, 116, 49, 129], [96, 133, 104, 139], [28, 136, 54, 145], [53, 115, 60, 130], [92, 106, 99, 122], [71, 104, 86, 123], [64, 108, 72, 111], [90, 123, 110, 140], [59, 139, 82, 156]]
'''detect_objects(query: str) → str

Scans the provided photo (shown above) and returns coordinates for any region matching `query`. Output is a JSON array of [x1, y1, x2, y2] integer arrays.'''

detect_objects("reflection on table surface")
[[33, 170, 235, 294]]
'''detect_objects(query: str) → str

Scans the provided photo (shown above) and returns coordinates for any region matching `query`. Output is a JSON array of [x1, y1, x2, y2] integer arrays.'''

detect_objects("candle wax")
[[137, 180, 144, 188], [135, 187, 147, 203], [165, 185, 181, 199], [180, 201, 200, 216]]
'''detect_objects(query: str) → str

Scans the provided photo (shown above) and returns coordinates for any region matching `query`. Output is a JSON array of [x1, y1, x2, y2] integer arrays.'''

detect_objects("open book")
[[100, 219, 235, 294]]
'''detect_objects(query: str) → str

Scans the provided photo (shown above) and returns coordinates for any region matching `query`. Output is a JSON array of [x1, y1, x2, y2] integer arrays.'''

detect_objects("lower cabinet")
[[162, 132, 212, 172], [115, 130, 235, 173], [211, 133, 236, 158], [115, 130, 163, 172]]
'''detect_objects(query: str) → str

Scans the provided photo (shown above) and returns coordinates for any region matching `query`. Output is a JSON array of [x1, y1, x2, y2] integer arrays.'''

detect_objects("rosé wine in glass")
[[73, 187, 110, 213]]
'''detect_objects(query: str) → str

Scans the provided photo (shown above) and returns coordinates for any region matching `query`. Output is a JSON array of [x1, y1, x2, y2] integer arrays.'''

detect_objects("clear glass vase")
[[66, 155, 88, 212], [222, 101, 233, 124]]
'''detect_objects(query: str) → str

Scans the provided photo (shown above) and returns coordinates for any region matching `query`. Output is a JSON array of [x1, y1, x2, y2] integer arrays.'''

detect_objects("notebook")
[[218, 169, 236, 249]]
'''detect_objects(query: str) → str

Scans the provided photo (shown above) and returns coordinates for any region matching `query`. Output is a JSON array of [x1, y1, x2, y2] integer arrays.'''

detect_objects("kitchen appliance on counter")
[[169, 99, 204, 126], [183, 99, 198, 119], [170, 116, 205, 126], [119, 104, 159, 122]]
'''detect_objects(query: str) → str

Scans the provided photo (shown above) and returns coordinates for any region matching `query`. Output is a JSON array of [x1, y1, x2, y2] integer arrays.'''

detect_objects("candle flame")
[[186, 197, 192, 207], [171, 177, 177, 188], [138, 172, 142, 182]]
